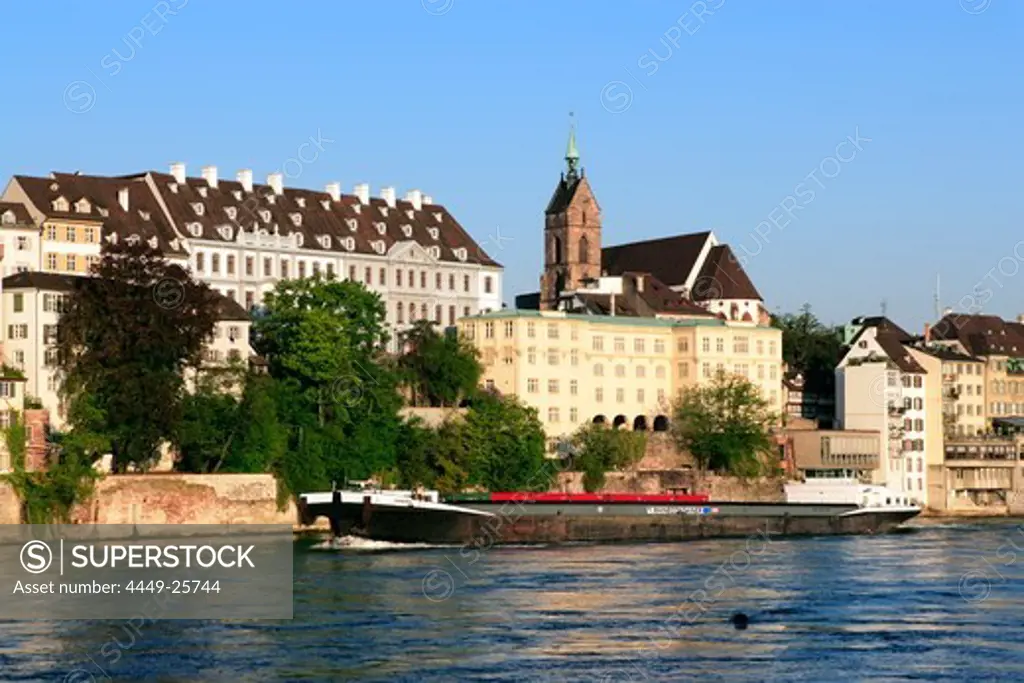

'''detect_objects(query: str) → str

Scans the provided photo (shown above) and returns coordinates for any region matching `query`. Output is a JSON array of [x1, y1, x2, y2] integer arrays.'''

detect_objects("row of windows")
[[901, 439, 925, 452], [396, 302, 471, 326], [45, 253, 100, 272], [701, 362, 778, 381], [902, 397, 925, 411], [990, 381, 1024, 395], [699, 336, 777, 356], [903, 418, 925, 432], [955, 383, 984, 396], [901, 375, 924, 388], [544, 407, 580, 423], [44, 225, 99, 243], [990, 402, 1024, 416], [193, 253, 489, 293], [955, 404, 983, 417], [945, 362, 982, 376]]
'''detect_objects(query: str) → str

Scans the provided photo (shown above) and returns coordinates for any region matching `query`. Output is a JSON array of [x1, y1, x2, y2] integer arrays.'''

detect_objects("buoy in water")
[[730, 612, 749, 630]]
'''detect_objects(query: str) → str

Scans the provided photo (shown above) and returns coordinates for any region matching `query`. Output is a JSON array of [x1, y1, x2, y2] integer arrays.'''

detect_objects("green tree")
[[771, 304, 843, 397], [398, 320, 482, 406], [56, 243, 220, 471], [3, 410, 27, 471], [670, 371, 777, 476], [570, 423, 647, 492], [463, 393, 549, 492], [253, 276, 404, 497]]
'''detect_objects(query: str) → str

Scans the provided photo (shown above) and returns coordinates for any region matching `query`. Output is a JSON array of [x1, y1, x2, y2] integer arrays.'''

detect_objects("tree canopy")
[[56, 243, 220, 471], [772, 304, 843, 396], [670, 371, 778, 476], [570, 423, 647, 492], [398, 320, 482, 407]]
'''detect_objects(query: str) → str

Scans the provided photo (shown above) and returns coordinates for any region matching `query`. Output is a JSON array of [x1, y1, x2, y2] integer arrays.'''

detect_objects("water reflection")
[[1, 522, 1024, 681]]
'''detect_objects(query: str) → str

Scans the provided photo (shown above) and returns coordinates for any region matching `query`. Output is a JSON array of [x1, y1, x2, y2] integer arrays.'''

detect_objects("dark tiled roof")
[[2, 271, 84, 292], [215, 296, 250, 321], [0, 202, 33, 225], [691, 245, 762, 302], [852, 316, 912, 341], [569, 272, 714, 319], [875, 331, 927, 374], [931, 314, 1024, 357], [913, 344, 983, 362], [146, 171, 498, 268], [12, 174, 185, 255], [545, 175, 582, 214], [601, 231, 711, 287], [515, 292, 541, 310]]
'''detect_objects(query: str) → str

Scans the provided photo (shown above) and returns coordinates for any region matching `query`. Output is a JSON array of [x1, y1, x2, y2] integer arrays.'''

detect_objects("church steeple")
[[540, 117, 601, 310], [565, 124, 580, 181]]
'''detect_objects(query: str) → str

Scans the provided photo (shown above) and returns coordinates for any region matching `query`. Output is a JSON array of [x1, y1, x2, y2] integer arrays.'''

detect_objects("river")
[[2, 519, 1023, 682]]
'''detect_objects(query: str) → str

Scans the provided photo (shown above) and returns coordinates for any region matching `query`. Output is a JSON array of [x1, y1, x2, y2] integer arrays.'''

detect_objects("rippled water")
[[2, 519, 1024, 682]]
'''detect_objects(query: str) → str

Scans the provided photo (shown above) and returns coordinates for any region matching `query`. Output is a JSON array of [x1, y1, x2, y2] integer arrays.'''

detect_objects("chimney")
[[942, 306, 953, 317], [354, 183, 370, 205], [201, 165, 218, 188], [169, 162, 186, 184], [380, 186, 396, 208], [267, 172, 284, 196], [924, 323, 931, 344], [405, 189, 423, 211], [117, 187, 129, 212], [325, 182, 341, 202], [422, 194, 434, 205], [1017, 314, 1024, 324], [237, 169, 253, 193]]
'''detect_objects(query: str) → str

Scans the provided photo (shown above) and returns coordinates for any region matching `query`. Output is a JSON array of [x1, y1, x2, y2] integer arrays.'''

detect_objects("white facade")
[[836, 328, 932, 505]]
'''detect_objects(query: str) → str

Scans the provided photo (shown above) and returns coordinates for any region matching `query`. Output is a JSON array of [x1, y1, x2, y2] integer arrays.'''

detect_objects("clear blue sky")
[[3, 1, 1023, 331]]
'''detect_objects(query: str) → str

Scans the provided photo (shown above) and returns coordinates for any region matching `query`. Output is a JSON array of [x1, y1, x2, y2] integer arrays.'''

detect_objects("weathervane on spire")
[[565, 111, 580, 181]]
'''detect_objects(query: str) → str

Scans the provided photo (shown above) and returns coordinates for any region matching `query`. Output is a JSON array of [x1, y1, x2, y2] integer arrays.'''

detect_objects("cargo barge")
[[299, 479, 921, 545]]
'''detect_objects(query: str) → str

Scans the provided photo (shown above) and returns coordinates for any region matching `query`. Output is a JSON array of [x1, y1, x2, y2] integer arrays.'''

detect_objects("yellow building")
[[459, 309, 783, 440]]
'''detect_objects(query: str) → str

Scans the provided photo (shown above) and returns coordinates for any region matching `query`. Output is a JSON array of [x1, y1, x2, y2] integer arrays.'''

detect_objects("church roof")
[[601, 232, 712, 287], [691, 245, 762, 301]]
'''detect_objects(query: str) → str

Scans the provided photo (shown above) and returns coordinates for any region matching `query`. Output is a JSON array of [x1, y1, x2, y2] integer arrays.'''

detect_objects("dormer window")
[[352, 204, 361, 215], [188, 222, 202, 237], [232, 190, 242, 201], [106, 232, 119, 244], [192, 202, 204, 216], [374, 221, 386, 235], [198, 187, 208, 198], [347, 218, 359, 232], [296, 197, 306, 208], [126, 234, 141, 246], [52, 197, 69, 212], [148, 236, 159, 249], [406, 210, 415, 220], [225, 206, 237, 220], [428, 227, 439, 240], [454, 247, 468, 262], [138, 210, 151, 221], [169, 238, 180, 250], [343, 237, 355, 251], [379, 206, 388, 217], [218, 225, 232, 240], [98, 207, 109, 217], [428, 246, 441, 259], [317, 235, 330, 249], [74, 198, 91, 214], [401, 224, 413, 238], [295, 233, 305, 248], [290, 213, 302, 227], [1, 211, 14, 225], [433, 212, 442, 223], [259, 209, 271, 223], [169, 183, 179, 194], [266, 194, 276, 205], [372, 240, 386, 255], [319, 199, 330, 210]]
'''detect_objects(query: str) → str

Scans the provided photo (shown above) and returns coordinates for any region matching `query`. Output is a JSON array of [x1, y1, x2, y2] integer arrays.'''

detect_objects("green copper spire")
[[565, 120, 580, 180]]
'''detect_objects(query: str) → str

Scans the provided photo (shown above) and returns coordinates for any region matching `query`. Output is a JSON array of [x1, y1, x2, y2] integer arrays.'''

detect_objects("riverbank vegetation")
[[34, 244, 550, 502]]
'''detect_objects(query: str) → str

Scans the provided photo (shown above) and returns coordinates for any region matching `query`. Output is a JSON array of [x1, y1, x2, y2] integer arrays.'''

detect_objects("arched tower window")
[[578, 235, 589, 264], [550, 235, 562, 264]]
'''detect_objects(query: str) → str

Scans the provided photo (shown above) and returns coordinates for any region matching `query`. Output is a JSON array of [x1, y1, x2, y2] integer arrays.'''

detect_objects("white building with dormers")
[[1, 164, 504, 352]]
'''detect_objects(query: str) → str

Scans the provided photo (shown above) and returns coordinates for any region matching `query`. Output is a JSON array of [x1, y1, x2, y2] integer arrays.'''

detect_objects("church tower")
[[539, 125, 602, 310]]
